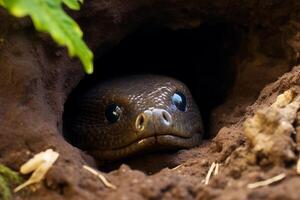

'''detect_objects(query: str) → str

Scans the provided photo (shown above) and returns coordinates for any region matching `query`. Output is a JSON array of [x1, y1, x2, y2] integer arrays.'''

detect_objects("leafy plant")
[[0, 164, 22, 200], [0, 0, 94, 74]]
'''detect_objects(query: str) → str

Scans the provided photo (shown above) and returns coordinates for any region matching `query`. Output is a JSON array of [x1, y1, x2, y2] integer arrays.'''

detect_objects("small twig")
[[204, 162, 216, 185], [247, 173, 286, 189], [83, 165, 116, 190]]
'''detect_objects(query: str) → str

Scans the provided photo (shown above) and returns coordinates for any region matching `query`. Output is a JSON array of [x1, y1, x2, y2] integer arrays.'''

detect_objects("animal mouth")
[[90, 132, 202, 161]]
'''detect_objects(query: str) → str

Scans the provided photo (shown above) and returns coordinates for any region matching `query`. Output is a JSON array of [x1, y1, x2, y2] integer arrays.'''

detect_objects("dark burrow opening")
[[63, 22, 243, 173]]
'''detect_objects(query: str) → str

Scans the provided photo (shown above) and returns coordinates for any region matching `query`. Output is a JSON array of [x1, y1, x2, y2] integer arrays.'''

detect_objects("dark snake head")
[[69, 75, 203, 161]]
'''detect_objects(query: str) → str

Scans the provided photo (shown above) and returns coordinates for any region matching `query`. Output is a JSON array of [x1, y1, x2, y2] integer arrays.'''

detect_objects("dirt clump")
[[244, 89, 300, 166]]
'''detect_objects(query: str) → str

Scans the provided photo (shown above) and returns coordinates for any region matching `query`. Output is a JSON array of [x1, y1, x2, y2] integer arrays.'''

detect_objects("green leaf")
[[0, 164, 23, 200], [1, 0, 94, 74], [62, 0, 81, 10]]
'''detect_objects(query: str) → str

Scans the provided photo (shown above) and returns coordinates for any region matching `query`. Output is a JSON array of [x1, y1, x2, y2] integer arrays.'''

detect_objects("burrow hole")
[[63, 22, 243, 173]]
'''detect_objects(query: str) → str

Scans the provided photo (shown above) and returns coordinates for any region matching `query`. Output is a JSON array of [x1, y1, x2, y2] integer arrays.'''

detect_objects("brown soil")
[[1, 0, 300, 199]]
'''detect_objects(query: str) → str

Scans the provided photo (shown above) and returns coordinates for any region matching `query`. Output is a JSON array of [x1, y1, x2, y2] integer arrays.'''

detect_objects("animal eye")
[[105, 104, 122, 123], [171, 92, 187, 112]]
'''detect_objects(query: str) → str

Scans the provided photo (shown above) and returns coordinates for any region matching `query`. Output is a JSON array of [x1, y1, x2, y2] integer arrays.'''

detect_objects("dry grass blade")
[[83, 165, 116, 190], [247, 173, 286, 189], [171, 164, 183, 171], [204, 162, 216, 185], [214, 163, 219, 176]]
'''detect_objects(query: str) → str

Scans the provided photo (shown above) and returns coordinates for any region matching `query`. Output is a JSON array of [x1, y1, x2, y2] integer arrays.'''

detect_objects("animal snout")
[[135, 109, 173, 132], [152, 109, 172, 126]]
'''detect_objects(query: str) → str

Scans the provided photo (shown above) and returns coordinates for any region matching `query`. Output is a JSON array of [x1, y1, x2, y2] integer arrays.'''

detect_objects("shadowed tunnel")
[[63, 22, 243, 172]]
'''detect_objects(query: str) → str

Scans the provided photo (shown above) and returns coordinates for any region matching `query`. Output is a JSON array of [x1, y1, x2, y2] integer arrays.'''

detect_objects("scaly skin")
[[67, 75, 203, 161]]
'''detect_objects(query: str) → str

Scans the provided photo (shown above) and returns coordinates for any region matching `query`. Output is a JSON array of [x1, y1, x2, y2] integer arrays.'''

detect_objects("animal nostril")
[[139, 115, 144, 126], [136, 114, 145, 131], [162, 112, 168, 121], [161, 110, 172, 125]]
